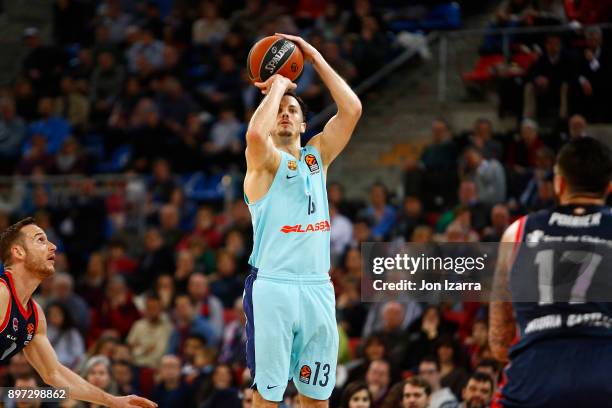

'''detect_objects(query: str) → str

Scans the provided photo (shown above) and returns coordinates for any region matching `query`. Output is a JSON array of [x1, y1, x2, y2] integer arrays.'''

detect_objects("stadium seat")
[[97, 144, 132, 173], [183, 171, 227, 202], [389, 2, 462, 32], [348, 337, 361, 360], [462, 54, 505, 83]]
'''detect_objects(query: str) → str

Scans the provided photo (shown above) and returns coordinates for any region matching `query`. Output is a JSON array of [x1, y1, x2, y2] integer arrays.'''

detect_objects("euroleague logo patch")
[[12, 318, 18, 332], [299, 365, 311, 384], [27, 323, 34, 336], [305, 154, 319, 173]]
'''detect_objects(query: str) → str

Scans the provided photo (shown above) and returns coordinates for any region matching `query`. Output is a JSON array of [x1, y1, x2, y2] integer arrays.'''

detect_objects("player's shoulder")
[[501, 216, 528, 244], [0, 276, 9, 327], [0, 276, 9, 300], [245, 144, 282, 173]]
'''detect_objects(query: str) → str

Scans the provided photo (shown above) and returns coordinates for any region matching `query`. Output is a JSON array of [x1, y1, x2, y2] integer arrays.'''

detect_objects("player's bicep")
[[23, 305, 62, 383], [245, 132, 278, 170], [489, 220, 522, 362]]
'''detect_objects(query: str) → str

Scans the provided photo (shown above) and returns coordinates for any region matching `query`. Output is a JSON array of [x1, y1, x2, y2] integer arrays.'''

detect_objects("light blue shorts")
[[243, 267, 339, 402]]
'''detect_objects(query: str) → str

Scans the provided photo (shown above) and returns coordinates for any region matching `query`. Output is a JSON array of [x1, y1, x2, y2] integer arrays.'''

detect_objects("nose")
[[50, 242, 57, 252]]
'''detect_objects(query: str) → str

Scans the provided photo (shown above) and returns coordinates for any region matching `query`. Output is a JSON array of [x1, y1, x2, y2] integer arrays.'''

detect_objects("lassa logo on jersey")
[[280, 220, 330, 233], [305, 154, 319, 173]]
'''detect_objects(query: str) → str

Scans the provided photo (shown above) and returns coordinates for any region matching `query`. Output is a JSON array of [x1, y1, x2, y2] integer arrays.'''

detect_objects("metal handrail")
[[309, 32, 438, 129], [443, 22, 612, 38]]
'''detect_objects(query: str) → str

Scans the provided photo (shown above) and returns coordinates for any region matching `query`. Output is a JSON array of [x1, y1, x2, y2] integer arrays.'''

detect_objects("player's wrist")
[[104, 393, 118, 407], [311, 51, 325, 68]]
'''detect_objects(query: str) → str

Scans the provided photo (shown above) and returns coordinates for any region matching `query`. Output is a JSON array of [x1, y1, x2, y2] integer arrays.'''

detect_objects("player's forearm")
[[489, 301, 515, 363], [247, 82, 285, 141], [312, 52, 362, 116], [46, 365, 115, 406]]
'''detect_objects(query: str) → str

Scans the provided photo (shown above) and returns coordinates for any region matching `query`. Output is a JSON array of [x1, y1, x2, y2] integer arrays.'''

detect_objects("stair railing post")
[[438, 33, 448, 104]]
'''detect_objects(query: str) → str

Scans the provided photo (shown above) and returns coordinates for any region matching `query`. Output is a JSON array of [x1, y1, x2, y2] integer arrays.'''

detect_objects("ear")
[[553, 173, 565, 197], [10, 244, 25, 262]]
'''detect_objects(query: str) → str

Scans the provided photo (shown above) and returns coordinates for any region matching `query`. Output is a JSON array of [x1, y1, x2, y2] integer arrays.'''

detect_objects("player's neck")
[[4, 266, 41, 309], [273, 135, 301, 159], [559, 196, 605, 206]]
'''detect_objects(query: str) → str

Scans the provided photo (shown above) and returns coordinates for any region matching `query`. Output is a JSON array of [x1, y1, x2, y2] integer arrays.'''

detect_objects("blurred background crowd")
[[0, 0, 611, 407]]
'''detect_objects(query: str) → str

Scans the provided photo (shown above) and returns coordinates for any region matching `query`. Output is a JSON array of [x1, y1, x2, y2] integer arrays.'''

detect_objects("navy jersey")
[[0, 272, 39, 361], [509, 204, 612, 357]]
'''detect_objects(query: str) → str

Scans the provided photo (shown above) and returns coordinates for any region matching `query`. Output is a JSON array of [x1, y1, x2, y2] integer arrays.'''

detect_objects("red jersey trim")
[[32, 299, 39, 334], [4, 272, 32, 319]]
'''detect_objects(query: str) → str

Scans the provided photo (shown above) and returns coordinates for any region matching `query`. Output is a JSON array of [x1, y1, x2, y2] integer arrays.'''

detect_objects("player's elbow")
[[347, 98, 362, 119], [246, 129, 265, 145], [489, 342, 509, 363], [40, 367, 62, 387]]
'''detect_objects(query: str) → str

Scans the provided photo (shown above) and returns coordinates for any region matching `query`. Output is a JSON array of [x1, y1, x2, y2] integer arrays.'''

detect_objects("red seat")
[[348, 337, 361, 359], [511, 52, 538, 72], [462, 55, 505, 83]]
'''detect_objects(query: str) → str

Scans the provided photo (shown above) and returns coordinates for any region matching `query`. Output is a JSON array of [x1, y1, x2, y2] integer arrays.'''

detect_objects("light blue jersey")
[[246, 145, 331, 278], [244, 145, 338, 402]]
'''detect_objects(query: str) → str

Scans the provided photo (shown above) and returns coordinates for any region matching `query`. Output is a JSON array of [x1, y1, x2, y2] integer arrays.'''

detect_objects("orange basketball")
[[247, 35, 304, 83]]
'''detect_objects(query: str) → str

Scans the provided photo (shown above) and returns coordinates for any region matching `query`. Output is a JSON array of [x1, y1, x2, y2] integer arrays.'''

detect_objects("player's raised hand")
[[275, 33, 320, 63], [254, 74, 296, 95], [110, 395, 158, 408]]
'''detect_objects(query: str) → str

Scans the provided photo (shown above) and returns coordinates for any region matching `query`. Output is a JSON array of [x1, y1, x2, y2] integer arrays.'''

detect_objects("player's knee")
[[253, 390, 280, 408], [299, 394, 328, 408]]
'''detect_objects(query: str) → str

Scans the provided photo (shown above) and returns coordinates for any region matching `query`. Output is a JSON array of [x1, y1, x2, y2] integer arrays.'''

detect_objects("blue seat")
[[97, 144, 132, 173], [389, 2, 461, 32], [81, 133, 105, 162], [183, 171, 226, 202]]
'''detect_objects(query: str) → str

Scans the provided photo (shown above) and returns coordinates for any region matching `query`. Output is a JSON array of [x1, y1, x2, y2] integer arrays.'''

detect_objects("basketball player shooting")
[[0, 218, 157, 408], [490, 138, 612, 407], [242, 33, 361, 407]]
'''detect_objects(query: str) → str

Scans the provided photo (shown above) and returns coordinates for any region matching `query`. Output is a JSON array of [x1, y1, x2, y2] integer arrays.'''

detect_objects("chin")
[[37, 267, 55, 279]]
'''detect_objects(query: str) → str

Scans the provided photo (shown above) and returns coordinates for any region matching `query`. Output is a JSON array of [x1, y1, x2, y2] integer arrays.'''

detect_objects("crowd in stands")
[[0, 0, 608, 407], [0, 118, 600, 408], [465, 0, 612, 126]]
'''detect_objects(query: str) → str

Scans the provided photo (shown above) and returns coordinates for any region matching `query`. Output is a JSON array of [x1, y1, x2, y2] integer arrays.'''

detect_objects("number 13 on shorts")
[[299, 362, 331, 387]]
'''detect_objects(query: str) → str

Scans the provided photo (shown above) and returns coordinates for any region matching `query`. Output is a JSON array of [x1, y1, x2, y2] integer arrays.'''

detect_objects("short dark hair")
[[556, 137, 612, 196], [0, 217, 36, 266], [283, 90, 308, 122], [419, 355, 440, 371], [340, 381, 371, 408], [467, 372, 494, 394], [404, 376, 432, 396], [475, 358, 499, 374]]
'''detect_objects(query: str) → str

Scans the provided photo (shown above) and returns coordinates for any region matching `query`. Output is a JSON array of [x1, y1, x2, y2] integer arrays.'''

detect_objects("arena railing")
[[0, 174, 148, 233], [308, 32, 438, 129]]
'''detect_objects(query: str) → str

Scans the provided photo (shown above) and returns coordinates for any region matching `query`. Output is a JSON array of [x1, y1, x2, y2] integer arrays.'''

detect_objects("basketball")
[[246, 35, 304, 83]]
